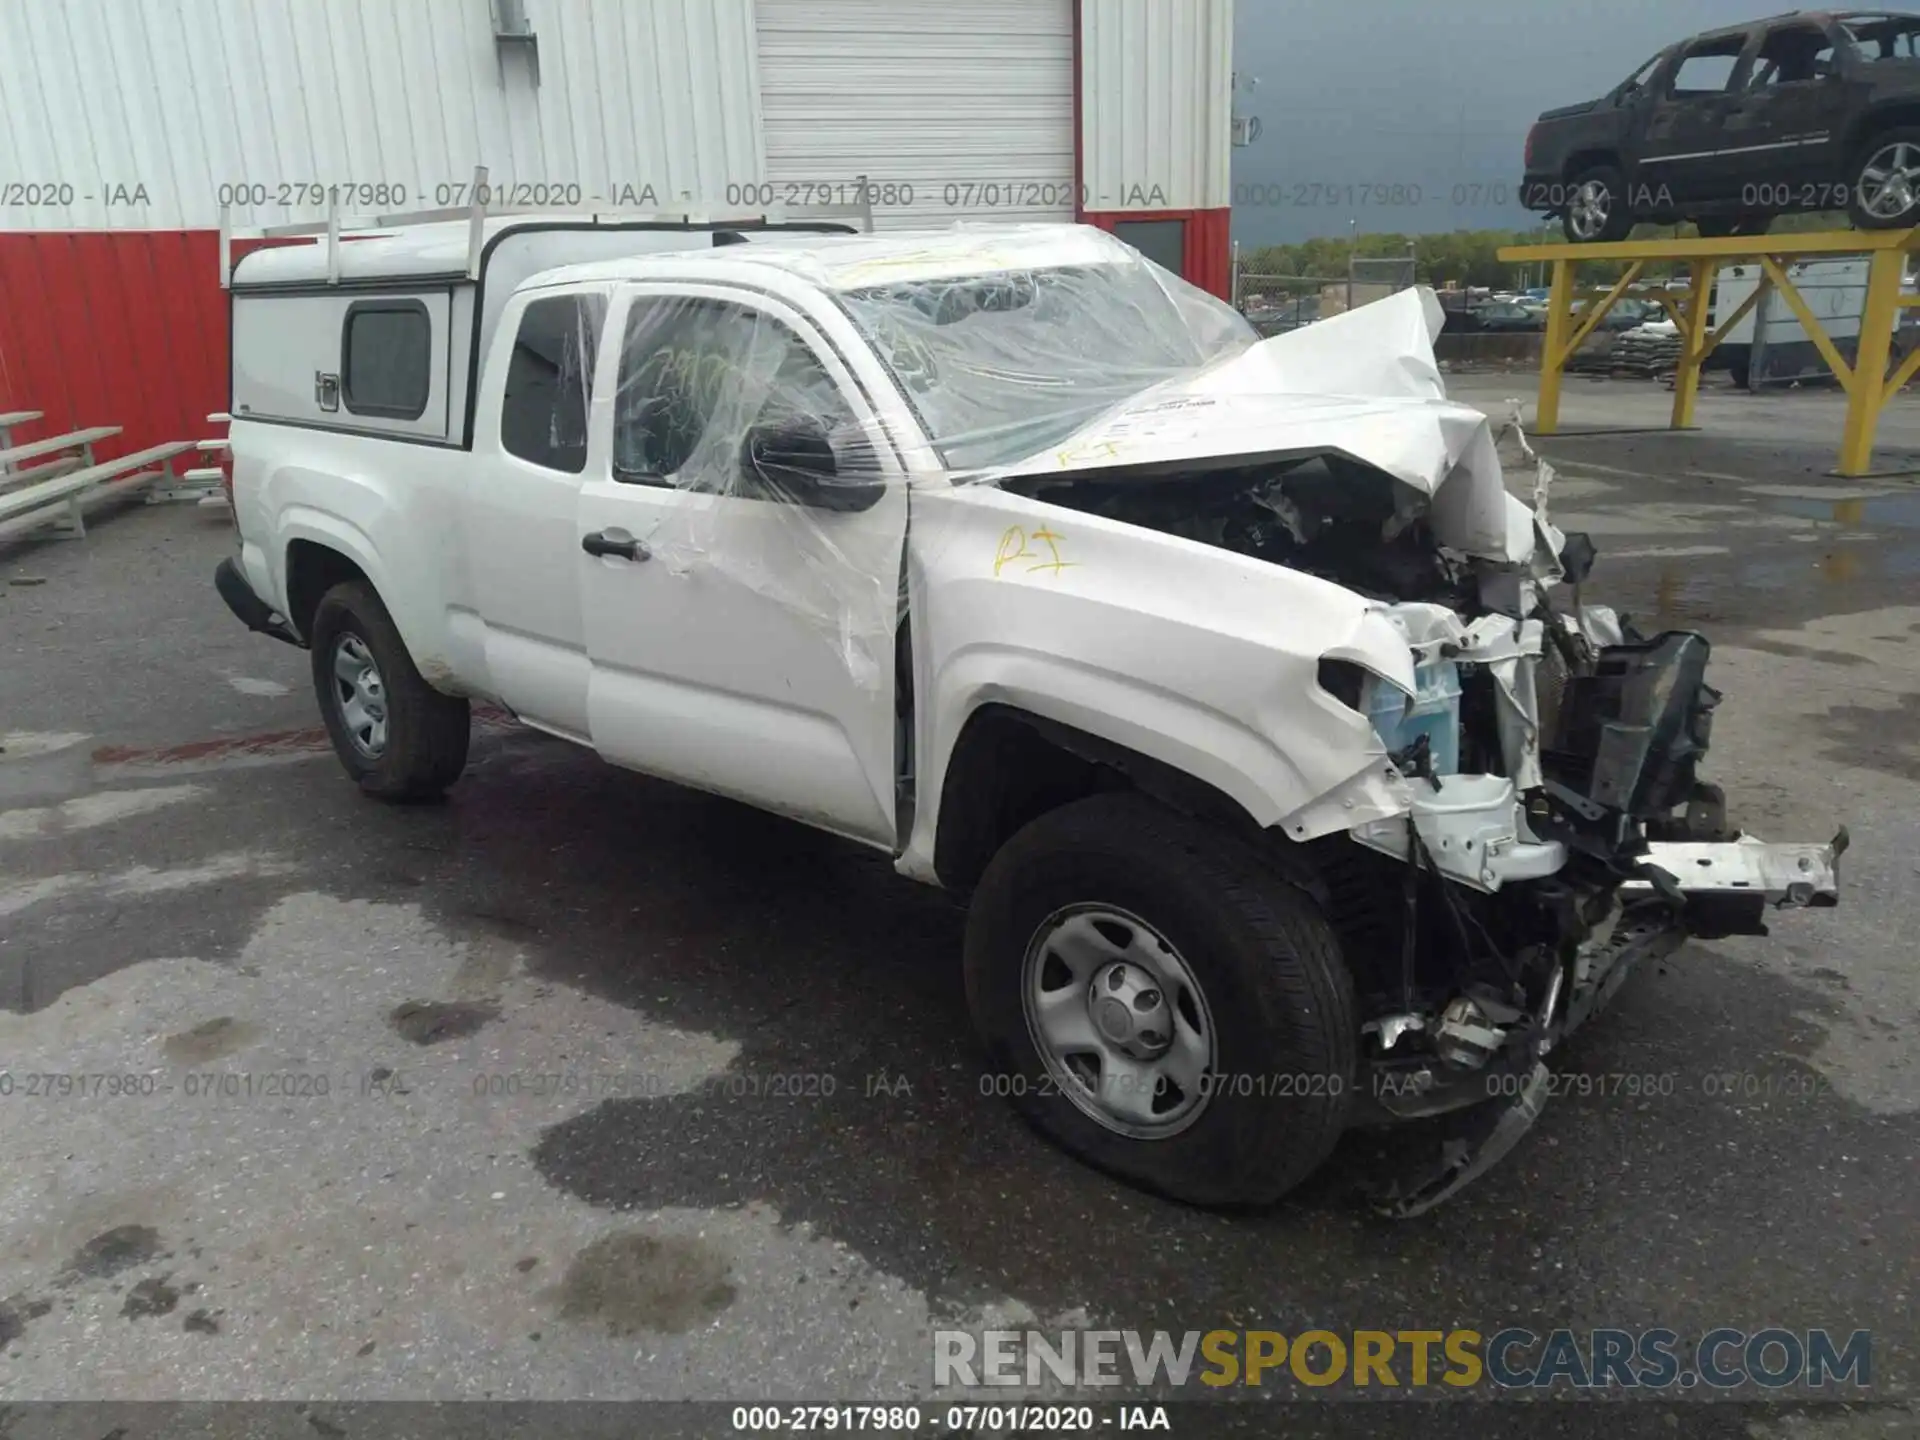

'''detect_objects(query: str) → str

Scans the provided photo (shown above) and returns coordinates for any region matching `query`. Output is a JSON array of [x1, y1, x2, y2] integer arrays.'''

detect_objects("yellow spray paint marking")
[[994, 525, 1078, 577], [1053, 439, 1125, 469]]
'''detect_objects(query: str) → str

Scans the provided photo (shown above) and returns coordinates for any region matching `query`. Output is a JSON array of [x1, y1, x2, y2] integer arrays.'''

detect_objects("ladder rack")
[[218, 163, 876, 288]]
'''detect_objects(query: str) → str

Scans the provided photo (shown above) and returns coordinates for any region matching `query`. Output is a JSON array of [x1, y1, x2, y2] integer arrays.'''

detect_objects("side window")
[[500, 293, 606, 475], [612, 297, 858, 494], [1746, 26, 1834, 88], [1620, 52, 1665, 95], [342, 301, 431, 419], [1668, 39, 1745, 95]]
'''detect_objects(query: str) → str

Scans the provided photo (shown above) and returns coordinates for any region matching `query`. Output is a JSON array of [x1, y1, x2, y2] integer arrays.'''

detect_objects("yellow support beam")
[[1842, 247, 1906, 476], [1671, 259, 1715, 430], [1555, 261, 1645, 369], [1757, 255, 1855, 387], [1888, 337, 1920, 398], [1535, 258, 1576, 434], [1495, 227, 1920, 476], [1699, 277, 1771, 359], [1499, 230, 1920, 262]]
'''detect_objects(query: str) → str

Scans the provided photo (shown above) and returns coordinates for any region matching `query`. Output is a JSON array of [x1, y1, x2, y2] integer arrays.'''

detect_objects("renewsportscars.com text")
[[934, 1327, 1872, 1391]]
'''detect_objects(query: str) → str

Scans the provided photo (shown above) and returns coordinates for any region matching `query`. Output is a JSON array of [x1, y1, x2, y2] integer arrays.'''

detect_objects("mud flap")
[[1367, 1060, 1552, 1220]]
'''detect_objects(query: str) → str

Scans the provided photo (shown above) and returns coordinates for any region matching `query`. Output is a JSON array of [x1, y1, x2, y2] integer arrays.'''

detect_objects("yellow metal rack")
[[1495, 230, 1920, 476]]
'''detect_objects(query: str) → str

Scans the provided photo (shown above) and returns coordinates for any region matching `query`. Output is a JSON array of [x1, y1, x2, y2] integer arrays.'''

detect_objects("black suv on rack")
[[1523, 10, 1920, 242]]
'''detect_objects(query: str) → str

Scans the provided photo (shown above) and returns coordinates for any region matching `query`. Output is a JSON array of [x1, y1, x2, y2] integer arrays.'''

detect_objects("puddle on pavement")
[[543, 1230, 737, 1336], [55, 1225, 163, 1286], [1758, 492, 1920, 528], [161, 1016, 260, 1065], [1633, 540, 1920, 626], [387, 999, 498, 1045], [120, 1276, 181, 1319], [0, 1295, 52, 1352]]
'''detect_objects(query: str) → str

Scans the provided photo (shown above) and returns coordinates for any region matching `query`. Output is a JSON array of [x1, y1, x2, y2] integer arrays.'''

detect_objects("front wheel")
[[963, 794, 1356, 1207], [1850, 128, 1920, 230], [309, 579, 470, 800], [1562, 165, 1635, 244]]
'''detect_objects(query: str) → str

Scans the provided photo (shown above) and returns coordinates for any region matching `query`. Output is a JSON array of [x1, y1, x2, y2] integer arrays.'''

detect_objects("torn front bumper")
[[1355, 826, 1847, 1131], [1629, 830, 1846, 937]]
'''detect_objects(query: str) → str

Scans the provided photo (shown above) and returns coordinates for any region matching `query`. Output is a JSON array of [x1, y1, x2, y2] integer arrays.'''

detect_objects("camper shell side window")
[[342, 299, 433, 420]]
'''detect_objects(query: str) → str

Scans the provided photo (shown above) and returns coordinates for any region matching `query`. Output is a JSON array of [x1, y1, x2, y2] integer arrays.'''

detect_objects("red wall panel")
[[0, 231, 273, 461], [1082, 207, 1233, 301]]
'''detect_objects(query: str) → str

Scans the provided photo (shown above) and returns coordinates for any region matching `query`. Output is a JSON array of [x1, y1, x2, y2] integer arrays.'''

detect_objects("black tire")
[[1849, 127, 1920, 230], [1562, 164, 1635, 244], [963, 793, 1356, 1207], [309, 579, 470, 800]]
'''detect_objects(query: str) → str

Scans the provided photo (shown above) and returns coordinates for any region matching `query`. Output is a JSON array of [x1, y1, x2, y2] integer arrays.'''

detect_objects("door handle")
[[314, 372, 340, 412], [582, 527, 649, 561]]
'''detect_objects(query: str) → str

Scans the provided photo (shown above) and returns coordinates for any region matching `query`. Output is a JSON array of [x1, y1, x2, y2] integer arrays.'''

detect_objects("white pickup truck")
[[214, 215, 1842, 1215]]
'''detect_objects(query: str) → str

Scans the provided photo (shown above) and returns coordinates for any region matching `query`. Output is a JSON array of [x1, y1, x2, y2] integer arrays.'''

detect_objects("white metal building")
[[0, 0, 1233, 455]]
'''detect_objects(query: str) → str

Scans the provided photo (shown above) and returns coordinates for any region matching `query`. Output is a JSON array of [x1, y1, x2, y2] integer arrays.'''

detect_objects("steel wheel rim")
[[1020, 903, 1217, 1140], [1860, 141, 1920, 219], [330, 633, 389, 760], [1569, 180, 1612, 241]]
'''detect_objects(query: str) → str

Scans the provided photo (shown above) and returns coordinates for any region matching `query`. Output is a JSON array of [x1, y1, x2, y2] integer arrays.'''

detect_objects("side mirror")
[[740, 415, 887, 513]]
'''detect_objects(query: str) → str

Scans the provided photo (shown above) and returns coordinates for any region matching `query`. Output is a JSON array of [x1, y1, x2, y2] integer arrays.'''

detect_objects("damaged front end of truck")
[[960, 280, 1845, 1216]]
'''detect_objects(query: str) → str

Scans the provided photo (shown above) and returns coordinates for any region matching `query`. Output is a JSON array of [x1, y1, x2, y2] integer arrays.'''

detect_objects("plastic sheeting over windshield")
[[834, 234, 1257, 470]]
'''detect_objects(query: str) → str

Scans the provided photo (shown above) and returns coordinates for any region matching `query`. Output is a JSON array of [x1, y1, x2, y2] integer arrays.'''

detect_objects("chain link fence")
[[1231, 246, 1419, 334]]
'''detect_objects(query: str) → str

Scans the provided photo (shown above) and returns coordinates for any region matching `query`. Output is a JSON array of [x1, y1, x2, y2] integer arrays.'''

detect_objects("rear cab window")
[[500, 292, 607, 475]]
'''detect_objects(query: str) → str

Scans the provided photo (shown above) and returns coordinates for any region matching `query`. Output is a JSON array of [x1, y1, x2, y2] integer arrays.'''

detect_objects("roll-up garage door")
[[755, 0, 1077, 231]]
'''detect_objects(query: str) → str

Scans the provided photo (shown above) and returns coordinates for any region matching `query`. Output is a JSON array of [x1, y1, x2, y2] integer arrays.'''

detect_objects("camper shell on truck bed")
[[225, 206, 863, 449]]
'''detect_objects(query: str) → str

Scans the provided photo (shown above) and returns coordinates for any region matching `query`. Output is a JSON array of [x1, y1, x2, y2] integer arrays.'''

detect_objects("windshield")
[[838, 258, 1257, 471]]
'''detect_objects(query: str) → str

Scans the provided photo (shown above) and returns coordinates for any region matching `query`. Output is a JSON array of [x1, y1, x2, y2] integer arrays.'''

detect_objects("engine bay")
[[1003, 449, 1841, 1214], [1004, 453, 1472, 608]]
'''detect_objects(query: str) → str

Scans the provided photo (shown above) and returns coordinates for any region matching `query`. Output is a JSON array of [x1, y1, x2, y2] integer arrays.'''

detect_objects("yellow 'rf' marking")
[[995, 525, 1078, 577], [1053, 440, 1124, 468]]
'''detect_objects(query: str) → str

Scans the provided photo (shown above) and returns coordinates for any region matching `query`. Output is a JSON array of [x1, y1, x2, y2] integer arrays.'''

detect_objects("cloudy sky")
[[1230, 0, 1801, 242]]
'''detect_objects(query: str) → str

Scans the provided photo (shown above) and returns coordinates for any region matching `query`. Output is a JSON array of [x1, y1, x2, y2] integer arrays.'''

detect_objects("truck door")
[[1721, 21, 1853, 200], [574, 284, 910, 849], [462, 286, 608, 740], [1637, 33, 1752, 207]]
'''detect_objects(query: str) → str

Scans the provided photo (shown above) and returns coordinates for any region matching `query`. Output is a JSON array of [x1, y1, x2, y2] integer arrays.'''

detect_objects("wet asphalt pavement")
[[0, 376, 1917, 1434]]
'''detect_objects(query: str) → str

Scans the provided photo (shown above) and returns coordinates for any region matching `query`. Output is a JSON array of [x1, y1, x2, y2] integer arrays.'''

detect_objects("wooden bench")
[[0, 453, 87, 494], [0, 424, 120, 474], [0, 409, 43, 456], [178, 413, 234, 511], [0, 440, 196, 544]]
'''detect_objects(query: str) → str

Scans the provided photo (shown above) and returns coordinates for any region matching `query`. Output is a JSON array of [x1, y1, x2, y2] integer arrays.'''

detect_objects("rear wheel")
[[1849, 128, 1920, 230], [963, 793, 1356, 1207], [1563, 164, 1634, 244], [310, 579, 470, 800]]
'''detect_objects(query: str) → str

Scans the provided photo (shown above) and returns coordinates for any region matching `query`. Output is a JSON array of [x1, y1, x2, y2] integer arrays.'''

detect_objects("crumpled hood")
[[981, 286, 1534, 564]]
